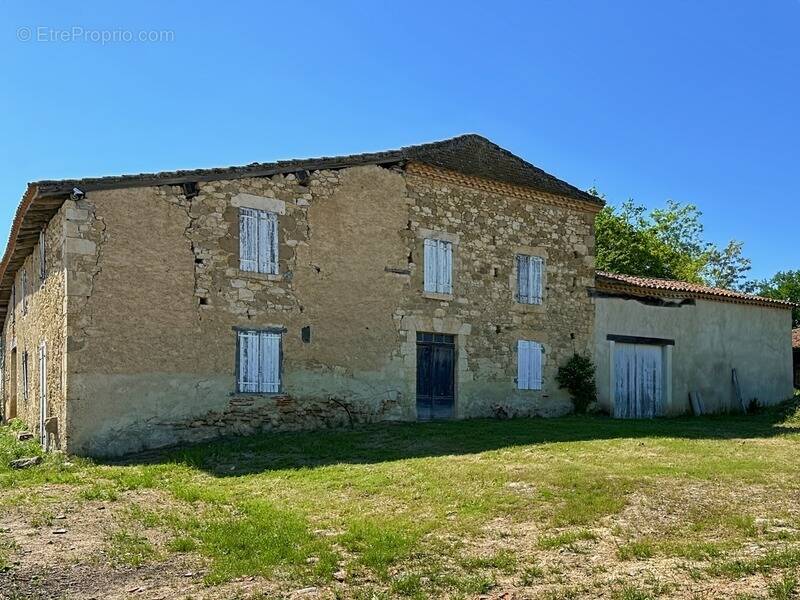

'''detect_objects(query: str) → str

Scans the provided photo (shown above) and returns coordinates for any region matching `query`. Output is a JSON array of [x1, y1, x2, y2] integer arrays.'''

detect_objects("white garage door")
[[613, 343, 664, 418]]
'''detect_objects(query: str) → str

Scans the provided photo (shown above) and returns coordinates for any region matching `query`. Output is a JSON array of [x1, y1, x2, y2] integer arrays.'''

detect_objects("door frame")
[[607, 335, 673, 417], [415, 332, 457, 421]]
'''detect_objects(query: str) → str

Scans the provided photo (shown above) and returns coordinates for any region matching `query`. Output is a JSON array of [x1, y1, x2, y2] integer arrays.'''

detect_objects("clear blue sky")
[[2, 1, 798, 280]]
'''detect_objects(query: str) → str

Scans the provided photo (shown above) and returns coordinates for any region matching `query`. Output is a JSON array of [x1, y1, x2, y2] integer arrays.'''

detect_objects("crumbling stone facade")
[[0, 136, 601, 456], [1, 205, 67, 448]]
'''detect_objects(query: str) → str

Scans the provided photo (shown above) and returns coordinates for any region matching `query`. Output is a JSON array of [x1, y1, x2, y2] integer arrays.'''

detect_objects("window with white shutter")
[[423, 239, 453, 294], [9, 284, 14, 323], [237, 330, 281, 393], [239, 208, 278, 275], [516, 255, 544, 304], [517, 340, 543, 390]]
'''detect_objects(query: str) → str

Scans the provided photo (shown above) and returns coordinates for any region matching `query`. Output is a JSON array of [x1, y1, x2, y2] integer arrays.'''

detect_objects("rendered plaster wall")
[[1, 205, 67, 447], [594, 296, 794, 415], [62, 165, 596, 456]]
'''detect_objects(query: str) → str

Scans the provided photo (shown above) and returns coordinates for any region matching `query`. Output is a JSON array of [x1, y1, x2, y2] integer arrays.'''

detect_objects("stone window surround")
[[515, 338, 547, 391], [232, 193, 286, 282], [417, 228, 459, 301], [398, 315, 472, 419], [510, 246, 548, 313], [232, 325, 286, 396]]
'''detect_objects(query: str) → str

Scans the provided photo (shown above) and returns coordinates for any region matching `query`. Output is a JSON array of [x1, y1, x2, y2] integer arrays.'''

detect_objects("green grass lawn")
[[2, 400, 800, 599]]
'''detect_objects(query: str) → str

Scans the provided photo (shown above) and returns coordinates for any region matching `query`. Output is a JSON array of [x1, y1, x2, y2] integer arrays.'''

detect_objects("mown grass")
[[1, 399, 799, 596]]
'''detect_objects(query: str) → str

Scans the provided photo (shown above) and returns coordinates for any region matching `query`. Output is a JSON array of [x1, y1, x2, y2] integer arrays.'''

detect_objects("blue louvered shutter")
[[239, 208, 258, 272], [529, 341, 543, 389], [517, 340, 530, 389], [517, 340, 543, 390], [530, 257, 543, 304]]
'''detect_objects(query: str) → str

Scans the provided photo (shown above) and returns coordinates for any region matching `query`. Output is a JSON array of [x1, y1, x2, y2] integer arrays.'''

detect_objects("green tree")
[[591, 190, 751, 289], [748, 270, 800, 327]]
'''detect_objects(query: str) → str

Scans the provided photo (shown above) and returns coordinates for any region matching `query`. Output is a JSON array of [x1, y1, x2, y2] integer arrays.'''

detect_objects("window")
[[517, 340, 543, 390], [423, 239, 453, 295], [9, 284, 14, 323], [20, 271, 27, 315], [39, 229, 46, 284], [21, 350, 29, 401], [239, 208, 278, 274], [237, 330, 281, 393], [516, 255, 544, 304]]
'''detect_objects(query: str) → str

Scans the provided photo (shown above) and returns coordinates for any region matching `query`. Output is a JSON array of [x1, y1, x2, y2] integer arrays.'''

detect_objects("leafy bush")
[[556, 354, 597, 414]]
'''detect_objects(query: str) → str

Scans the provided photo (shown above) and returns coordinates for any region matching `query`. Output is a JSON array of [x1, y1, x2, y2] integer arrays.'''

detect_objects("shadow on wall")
[[104, 398, 800, 477]]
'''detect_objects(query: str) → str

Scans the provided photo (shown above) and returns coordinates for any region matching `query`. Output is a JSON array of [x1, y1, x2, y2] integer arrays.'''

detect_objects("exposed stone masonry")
[[4, 160, 598, 456]]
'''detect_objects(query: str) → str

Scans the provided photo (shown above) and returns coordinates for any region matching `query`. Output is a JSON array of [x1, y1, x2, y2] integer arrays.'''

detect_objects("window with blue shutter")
[[239, 208, 279, 275], [423, 239, 453, 294], [237, 330, 281, 393], [517, 340, 543, 390], [516, 255, 543, 304]]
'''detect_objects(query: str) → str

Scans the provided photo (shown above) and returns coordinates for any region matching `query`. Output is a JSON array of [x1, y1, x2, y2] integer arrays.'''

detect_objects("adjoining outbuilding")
[[593, 272, 795, 417]]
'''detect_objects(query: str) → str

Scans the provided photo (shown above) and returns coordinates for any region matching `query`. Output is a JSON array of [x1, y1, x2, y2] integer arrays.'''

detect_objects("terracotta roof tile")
[[792, 328, 800, 348], [596, 271, 795, 309]]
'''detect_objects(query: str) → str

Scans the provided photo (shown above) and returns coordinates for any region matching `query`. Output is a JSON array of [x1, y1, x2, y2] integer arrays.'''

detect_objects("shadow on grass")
[[107, 400, 800, 477]]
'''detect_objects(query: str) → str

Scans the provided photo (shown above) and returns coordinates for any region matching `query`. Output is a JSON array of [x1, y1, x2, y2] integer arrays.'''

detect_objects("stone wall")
[[1, 204, 67, 448], [61, 163, 597, 456]]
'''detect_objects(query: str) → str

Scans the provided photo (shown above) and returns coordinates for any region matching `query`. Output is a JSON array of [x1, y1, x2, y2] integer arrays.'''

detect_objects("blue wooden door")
[[416, 332, 455, 420]]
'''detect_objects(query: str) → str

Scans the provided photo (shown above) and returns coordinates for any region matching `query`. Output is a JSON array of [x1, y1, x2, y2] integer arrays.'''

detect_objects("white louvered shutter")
[[517, 340, 530, 389], [529, 341, 543, 389], [530, 257, 543, 304], [440, 241, 453, 294], [518, 340, 543, 390], [259, 332, 281, 393], [258, 212, 279, 275], [517, 255, 530, 303], [423, 239, 437, 292], [239, 209, 258, 272], [238, 331, 259, 393]]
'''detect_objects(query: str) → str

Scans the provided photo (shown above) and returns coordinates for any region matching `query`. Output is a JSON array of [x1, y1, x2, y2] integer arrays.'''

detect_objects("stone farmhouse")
[[0, 135, 794, 456]]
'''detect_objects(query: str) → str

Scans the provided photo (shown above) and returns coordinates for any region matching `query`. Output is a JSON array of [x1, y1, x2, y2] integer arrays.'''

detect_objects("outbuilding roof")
[[792, 328, 800, 349], [0, 134, 603, 324], [596, 271, 795, 309]]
